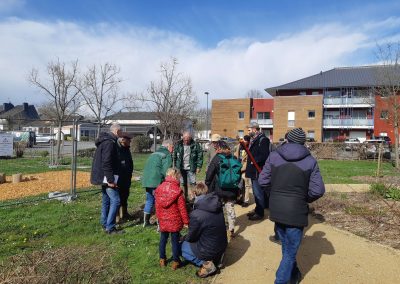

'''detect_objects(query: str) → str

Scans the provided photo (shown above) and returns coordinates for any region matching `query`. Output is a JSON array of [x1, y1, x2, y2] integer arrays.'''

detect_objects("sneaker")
[[159, 258, 166, 267], [171, 260, 180, 270], [248, 214, 263, 221], [106, 227, 125, 235], [241, 202, 249, 208], [196, 261, 217, 278], [269, 235, 281, 245]]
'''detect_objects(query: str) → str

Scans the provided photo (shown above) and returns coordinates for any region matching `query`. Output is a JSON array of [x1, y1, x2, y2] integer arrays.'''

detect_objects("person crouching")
[[155, 168, 189, 270]]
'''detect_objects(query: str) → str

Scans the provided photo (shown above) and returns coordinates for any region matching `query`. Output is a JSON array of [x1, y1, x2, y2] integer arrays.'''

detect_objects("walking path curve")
[[212, 184, 400, 284]]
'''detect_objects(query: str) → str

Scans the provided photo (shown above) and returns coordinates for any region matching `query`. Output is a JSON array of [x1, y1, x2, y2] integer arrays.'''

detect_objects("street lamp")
[[205, 92, 209, 139]]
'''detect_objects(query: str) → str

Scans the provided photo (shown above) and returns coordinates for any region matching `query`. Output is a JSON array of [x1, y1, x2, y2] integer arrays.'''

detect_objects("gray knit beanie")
[[287, 128, 306, 145]]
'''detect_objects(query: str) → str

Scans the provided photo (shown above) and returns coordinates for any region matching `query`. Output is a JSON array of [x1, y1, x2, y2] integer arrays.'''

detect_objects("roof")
[[266, 65, 399, 95], [0, 104, 39, 120], [106, 111, 158, 121]]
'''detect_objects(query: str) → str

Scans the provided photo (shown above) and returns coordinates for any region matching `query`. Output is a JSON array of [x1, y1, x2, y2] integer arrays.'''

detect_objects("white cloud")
[[0, 17, 397, 109]]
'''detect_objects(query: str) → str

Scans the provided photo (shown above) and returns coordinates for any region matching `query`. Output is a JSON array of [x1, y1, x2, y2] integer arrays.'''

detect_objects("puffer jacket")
[[155, 176, 189, 232], [185, 192, 227, 262], [90, 132, 119, 185], [258, 142, 325, 227]]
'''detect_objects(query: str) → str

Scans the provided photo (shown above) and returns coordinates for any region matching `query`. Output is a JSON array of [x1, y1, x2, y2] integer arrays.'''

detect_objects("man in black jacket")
[[91, 123, 122, 234], [245, 122, 270, 220], [116, 133, 134, 222]]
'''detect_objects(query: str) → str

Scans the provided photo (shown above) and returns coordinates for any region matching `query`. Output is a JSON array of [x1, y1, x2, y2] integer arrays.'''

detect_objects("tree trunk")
[[395, 126, 399, 169], [97, 123, 101, 139], [12, 173, 22, 183], [56, 122, 62, 164]]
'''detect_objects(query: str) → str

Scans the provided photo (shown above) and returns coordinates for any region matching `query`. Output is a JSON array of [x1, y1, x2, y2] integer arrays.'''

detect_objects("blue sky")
[[1, 0, 400, 107]]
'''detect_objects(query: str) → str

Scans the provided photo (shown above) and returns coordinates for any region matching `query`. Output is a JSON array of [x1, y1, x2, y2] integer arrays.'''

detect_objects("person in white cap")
[[206, 133, 221, 170]]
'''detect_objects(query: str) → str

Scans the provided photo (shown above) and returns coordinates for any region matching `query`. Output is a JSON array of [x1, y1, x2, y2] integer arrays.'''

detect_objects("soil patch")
[[311, 191, 400, 249], [0, 171, 92, 201]]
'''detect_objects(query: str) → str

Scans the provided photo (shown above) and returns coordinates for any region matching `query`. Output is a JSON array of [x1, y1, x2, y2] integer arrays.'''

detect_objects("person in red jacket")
[[155, 168, 189, 270]]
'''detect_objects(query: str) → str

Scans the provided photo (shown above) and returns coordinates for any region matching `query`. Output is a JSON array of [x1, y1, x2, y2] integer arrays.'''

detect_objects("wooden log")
[[12, 173, 22, 183], [0, 173, 5, 184]]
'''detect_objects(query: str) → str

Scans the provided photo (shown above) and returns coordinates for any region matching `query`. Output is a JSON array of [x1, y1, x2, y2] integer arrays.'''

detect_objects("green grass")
[[0, 182, 202, 283], [318, 160, 398, 184]]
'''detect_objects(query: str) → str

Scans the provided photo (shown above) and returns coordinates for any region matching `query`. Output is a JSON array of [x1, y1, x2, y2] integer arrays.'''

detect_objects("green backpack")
[[217, 154, 242, 189]]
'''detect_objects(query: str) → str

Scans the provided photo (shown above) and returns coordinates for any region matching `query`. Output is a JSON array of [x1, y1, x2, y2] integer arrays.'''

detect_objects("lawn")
[[1, 153, 398, 282]]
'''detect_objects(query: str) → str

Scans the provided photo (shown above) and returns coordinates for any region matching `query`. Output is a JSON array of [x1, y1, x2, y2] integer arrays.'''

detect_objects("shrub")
[[14, 142, 25, 158], [131, 136, 152, 153], [370, 183, 400, 201], [80, 136, 90, 142], [64, 134, 71, 141], [39, 150, 49, 157], [77, 147, 96, 158]]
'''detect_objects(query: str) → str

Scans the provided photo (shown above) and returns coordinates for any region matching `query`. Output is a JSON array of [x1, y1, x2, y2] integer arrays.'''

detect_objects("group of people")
[[91, 122, 325, 283]]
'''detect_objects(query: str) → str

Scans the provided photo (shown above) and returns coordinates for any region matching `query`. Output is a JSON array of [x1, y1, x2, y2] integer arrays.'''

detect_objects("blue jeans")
[[251, 179, 265, 217], [100, 186, 121, 231], [144, 187, 155, 214], [275, 223, 304, 284], [159, 232, 180, 261], [181, 241, 204, 267]]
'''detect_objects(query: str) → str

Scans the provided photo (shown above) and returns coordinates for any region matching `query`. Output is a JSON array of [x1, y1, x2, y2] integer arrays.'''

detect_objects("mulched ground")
[[0, 171, 92, 201], [311, 191, 400, 249]]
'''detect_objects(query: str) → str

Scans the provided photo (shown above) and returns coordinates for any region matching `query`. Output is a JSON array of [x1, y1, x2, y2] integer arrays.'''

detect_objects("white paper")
[[103, 175, 119, 184]]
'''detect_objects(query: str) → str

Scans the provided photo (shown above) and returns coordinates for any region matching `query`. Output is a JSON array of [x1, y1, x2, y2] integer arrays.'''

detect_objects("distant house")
[[0, 102, 40, 131]]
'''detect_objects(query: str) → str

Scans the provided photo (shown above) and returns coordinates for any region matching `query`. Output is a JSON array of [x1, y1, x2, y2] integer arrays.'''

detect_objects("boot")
[[143, 213, 151, 227], [171, 260, 180, 270], [121, 206, 131, 220]]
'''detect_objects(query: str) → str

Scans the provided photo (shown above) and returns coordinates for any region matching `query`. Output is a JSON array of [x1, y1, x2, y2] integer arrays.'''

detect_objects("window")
[[238, 111, 244, 119], [380, 110, 388, 119], [308, 110, 315, 119], [299, 91, 306, 96], [288, 111, 295, 127], [307, 130, 315, 138], [312, 91, 320, 96], [257, 112, 270, 119], [238, 130, 244, 138]]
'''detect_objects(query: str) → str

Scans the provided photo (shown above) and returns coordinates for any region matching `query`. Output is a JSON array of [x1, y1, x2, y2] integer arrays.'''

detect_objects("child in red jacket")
[[155, 168, 189, 270]]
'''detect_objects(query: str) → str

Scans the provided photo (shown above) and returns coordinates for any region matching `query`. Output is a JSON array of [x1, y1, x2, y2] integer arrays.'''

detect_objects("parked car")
[[360, 139, 391, 159], [377, 136, 391, 145], [36, 134, 56, 144], [344, 138, 361, 151], [9, 131, 36, 148]]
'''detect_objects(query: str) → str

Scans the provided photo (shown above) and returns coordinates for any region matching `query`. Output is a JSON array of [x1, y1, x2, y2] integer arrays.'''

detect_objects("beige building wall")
[[211, 98, 251, 138], [274, 95, 323, 142]]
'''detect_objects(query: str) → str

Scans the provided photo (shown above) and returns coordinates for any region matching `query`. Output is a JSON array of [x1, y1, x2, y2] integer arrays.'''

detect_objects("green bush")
[[80, 136, 90, 142], [77, 148, 96, 158], [64, 134, 71, 141], [39, 150, 49, 157], [131, 136, 152, 153], [370, 183, 400, 201]]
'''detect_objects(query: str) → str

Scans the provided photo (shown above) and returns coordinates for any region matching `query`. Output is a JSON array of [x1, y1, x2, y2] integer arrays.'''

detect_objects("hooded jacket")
[[245, 132, 270, 180], [141, 146, 172, 188], [185, 192, 228, 262], [90, 132, 119, 185], [116, 140, 134, 189], [155, 176, 189, 232], [258, 142, 325, 227]]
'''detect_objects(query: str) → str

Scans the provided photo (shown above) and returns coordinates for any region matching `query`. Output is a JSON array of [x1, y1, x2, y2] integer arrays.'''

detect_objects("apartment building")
[[250, 98, 274, 140], [267, 66, 388, 142]]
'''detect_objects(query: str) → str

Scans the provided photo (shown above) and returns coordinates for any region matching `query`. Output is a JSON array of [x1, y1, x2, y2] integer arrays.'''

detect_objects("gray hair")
[[182, 131, 192, 138], [110, 123, 121, 133], [162, 139, 174, 147]]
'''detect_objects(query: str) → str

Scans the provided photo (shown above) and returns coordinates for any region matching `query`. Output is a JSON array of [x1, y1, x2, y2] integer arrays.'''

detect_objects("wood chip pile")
[[0, 171, 92, 201]]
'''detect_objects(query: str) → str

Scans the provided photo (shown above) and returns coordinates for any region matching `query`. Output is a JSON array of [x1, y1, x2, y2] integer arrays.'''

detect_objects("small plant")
[[39, 150, 49, 157], [370, 183, 400, 201]]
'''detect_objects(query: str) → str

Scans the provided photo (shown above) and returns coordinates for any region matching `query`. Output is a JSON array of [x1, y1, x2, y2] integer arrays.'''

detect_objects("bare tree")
[[29, 59, 81, 163], [80, 63, 123, 138], [246, 89, 264, 98], [191, 108, 208, 132], [374, 42, 400, 168], [138, 58, 198, 139]]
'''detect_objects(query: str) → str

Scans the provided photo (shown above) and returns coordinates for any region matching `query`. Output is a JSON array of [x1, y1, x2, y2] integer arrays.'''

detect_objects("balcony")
[[250, 118, 273, 128], [323, 118, 374, 129], [323, 96, 375, 107]]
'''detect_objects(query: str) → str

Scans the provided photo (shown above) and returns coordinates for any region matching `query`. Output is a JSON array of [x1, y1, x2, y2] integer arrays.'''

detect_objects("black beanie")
[[287, 128, 306, 145]]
